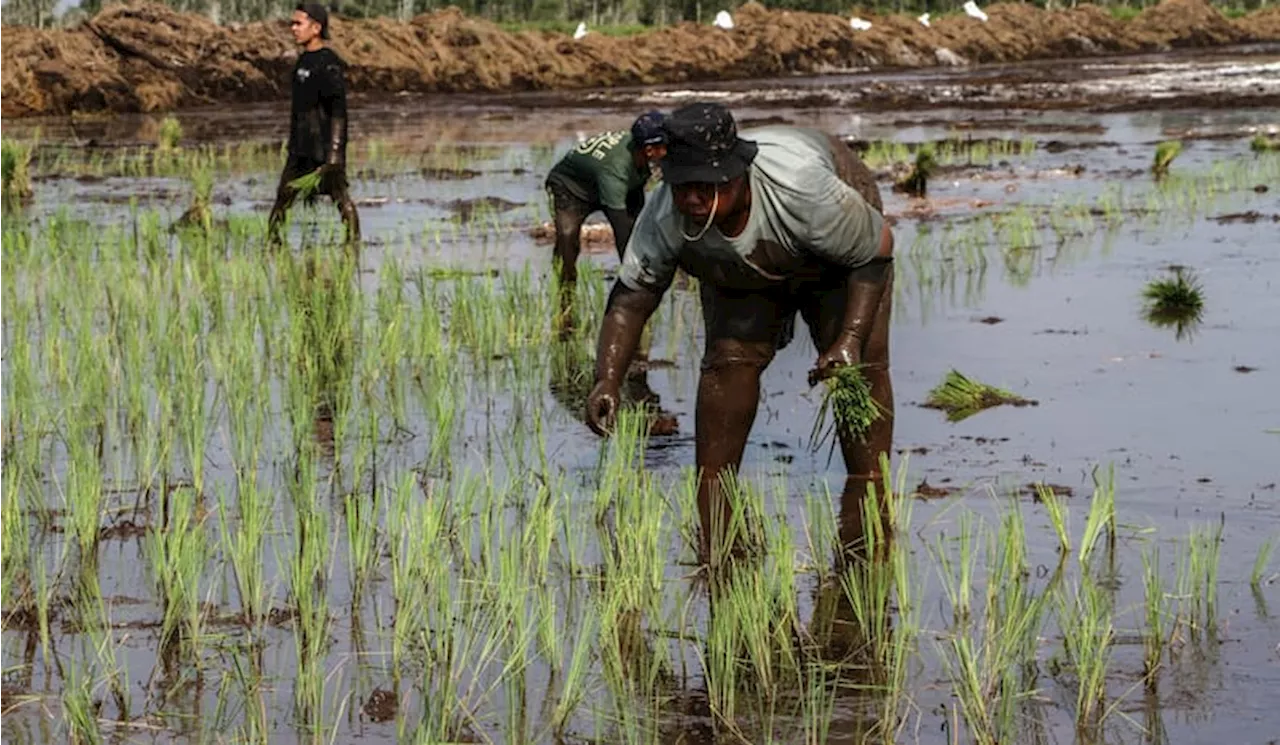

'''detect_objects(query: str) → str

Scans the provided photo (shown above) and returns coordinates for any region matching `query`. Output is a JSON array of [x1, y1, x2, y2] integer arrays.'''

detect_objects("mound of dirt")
[[3, 0, 1277, 118]]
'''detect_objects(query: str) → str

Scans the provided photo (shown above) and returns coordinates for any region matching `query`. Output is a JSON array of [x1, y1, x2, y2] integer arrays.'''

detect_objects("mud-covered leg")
[[695, 340, 775, 566], [806, 270, 895, 561], [267, 161, 302, 250], [551, 198, 587, 339], [332, 183, 361, 248]]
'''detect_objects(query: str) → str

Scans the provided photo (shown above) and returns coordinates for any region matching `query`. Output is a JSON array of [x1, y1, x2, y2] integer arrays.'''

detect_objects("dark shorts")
[[545, 178, 599, 219], [699, 269, 893, 371]]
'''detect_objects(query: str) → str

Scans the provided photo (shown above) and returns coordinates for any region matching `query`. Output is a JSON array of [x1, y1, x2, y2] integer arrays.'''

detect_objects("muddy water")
[[4, 51, 1280, 744]]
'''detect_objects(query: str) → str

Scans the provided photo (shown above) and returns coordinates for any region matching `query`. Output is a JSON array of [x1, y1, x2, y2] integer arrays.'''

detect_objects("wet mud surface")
[[3, 45, 1280, 745], [4, 0, 1280, 117]]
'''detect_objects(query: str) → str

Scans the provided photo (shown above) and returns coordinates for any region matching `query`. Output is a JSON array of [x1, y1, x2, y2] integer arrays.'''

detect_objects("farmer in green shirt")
[[585, 103, 895, 564], [545, 112, 668, 318]]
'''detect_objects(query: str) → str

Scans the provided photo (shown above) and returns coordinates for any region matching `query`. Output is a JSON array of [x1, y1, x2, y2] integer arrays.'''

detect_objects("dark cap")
[[659, 102, 758, 186], [296, 2, 330, 39], [629, 111, 668, 149]]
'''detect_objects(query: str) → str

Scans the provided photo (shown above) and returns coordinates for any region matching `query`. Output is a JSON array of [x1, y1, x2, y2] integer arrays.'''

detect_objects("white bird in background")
[[917, 12, 931, 27], [850, 16, 872, 31], [963, 1, 989, 22], [573, 22, 588, 40], [714, 10, 734, 29]]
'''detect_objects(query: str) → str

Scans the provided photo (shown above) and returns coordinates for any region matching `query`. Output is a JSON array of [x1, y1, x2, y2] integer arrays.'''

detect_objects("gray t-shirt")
[[618, 126, 884, 293]]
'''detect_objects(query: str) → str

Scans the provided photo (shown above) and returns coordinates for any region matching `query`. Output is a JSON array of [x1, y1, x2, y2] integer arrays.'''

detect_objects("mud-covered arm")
[[806, 166, 895, 383], [319, 57, 348, 167], [603, 207, 636, 260], [599, 192, 677, 382], [594, 282, 662, 389]]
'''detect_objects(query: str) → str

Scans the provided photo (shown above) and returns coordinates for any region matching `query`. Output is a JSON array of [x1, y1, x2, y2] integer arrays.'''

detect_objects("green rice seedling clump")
[[2, 137, 34, 204], [158, 115, 183, 151], [1251, 134, 1280, 153], [1152, 140, 1182, 179], [810, 364, 883, 455], [1141, 268, 1205, 340], [894, 146, 937, 198], [288, 168, 325, 200], [1142, 268, 1204, 317], [924, 369, 1036, 422]]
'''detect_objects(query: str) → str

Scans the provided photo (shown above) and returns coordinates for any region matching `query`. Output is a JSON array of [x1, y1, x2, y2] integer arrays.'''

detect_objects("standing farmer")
[[545, 112, 668, 323], [585, 103, 895, 565], [268, 2, 360, 247]]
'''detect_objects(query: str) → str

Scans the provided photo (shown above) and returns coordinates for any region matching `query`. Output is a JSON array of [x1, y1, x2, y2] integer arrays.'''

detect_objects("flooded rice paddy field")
[[3, 51, 1279, 745]]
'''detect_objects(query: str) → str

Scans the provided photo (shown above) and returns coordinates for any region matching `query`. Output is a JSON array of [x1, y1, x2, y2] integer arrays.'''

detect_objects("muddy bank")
[[4, 0, 1280, 118]]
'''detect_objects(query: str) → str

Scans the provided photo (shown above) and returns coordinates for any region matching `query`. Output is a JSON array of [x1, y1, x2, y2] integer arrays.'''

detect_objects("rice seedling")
[[1055, 576, 1114, 734], [933, 511, 979, 625], [217, 481, 272, 631], [1184, 520, 1223, 640], [344, 492, 380, 608], [844, 461, 919, 742], [172, 156, 216, 233], [62, 655, 103, 745], [1141, 546, 1171, 688], [923, 368, 1036, 422], [1036, 483, 1071, 555], [1252, 538, 1275, 591], [2, 136, 34, 205], [1250, 134, 1279, 153], [893, 147, 937, 198], [1078, 466, 1116, 569], [145, 486, 211, 660], [157, 115, 183, 152], [1141, 267, 1205, 340], [1152, 140, 1183, 180]]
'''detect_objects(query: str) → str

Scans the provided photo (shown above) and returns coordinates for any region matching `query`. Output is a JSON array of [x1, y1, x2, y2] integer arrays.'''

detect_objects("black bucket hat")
[[297, 2, 331, 40], [659, 102, 758, 186]]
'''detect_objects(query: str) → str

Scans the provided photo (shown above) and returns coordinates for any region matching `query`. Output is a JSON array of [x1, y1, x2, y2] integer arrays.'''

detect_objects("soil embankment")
[[3, 0, 1278, 118]]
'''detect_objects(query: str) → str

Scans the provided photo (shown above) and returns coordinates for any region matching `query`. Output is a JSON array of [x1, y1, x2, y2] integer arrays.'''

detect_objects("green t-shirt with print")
[[546, 130, 648, 211]]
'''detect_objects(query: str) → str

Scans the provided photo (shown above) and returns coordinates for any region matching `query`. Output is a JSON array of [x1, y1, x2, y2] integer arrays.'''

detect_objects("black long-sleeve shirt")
[[288, 48, 348, 165]]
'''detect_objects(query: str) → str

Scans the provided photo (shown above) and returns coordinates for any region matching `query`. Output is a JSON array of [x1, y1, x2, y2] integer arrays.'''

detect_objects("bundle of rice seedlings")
[[1142, 269, 1204, 317], [1152, 140, 1182, 179], [158, 115, 183, 152], [289, 168, 325, 201], [924, 369, 1035, 422], [1141, 268, 1204, 340], [809, 365, 884, 459], [1250, 134, 1279, 153], [893, 147, 937, 198], [171, 159, 216, 233], [1, 138, 33, 204]]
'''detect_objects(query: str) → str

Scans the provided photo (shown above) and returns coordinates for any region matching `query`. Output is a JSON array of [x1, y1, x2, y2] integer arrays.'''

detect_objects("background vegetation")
[[1, 0, 1270, 31]]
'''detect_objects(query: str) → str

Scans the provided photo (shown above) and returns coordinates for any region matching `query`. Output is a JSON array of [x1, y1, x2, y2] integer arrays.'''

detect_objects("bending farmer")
[[269, 2, 360, 247], [585, 103, 895, 564], [545, 112, 668, 319]]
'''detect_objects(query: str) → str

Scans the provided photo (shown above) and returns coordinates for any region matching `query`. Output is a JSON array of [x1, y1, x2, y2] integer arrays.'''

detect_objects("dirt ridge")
[[3, 0, 1278, 118]]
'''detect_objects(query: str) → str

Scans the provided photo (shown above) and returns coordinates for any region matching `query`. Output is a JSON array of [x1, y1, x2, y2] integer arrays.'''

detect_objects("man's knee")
[[701, 339, 776, 373], [553, 206, 583, 237]]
